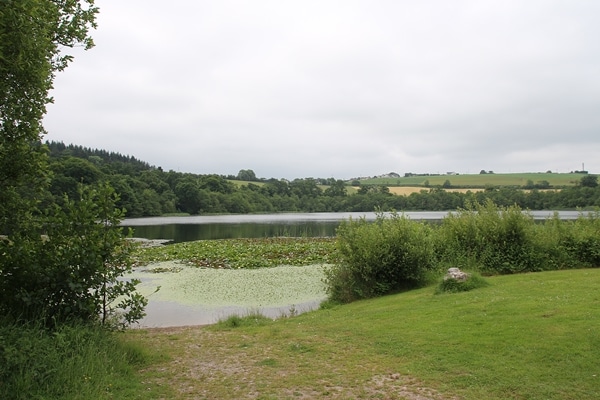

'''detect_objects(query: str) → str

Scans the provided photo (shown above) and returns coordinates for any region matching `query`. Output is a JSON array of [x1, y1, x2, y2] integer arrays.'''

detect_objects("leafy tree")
[[236, 169, 257, 181], [358, 185, 391, 196], [53, 156, 103, 184], [536, 180, 550, 189], [324, 179, 347, 197], [1, 0, 97, 234], [0, 184, 146, 326], [138, 170, 177, 214], [139, 188, 163, 216], [199, 174, 235, 194], [106, 175, 140, 216], [261, 179, 291, 197], [223, 192, 252, 213], [175, 179, 202, 214], [580, 174, 598, 188], [0, 2, 145, 326], [290, 178, 322, 198]]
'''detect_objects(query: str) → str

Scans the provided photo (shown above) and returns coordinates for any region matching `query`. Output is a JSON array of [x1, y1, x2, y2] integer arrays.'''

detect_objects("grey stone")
[[444, 267, 470, 282]]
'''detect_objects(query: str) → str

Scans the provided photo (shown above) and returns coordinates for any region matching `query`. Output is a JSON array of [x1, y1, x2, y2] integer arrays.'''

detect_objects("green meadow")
[[127, 268, 600, 399], [360, 172, 587, 188]]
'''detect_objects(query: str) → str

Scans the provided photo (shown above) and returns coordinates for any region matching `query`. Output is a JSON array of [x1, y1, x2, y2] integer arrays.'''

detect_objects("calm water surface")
[[123, 211, 581, 242]]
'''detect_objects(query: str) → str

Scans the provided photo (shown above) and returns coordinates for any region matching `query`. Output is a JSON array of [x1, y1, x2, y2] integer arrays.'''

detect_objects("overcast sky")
[[44, 0, 600, 180]]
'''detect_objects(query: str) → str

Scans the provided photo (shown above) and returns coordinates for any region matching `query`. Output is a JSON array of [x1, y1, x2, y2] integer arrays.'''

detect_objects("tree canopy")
[[1, 1, 146, 327], [1, 0, 98, 233]]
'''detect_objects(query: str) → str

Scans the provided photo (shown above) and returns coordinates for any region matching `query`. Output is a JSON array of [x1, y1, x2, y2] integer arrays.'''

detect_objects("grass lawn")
[[124, 268, 600, 399]]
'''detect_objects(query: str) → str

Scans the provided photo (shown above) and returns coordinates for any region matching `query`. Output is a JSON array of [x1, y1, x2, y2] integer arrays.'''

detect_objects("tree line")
[[46, 141, 600, 217]]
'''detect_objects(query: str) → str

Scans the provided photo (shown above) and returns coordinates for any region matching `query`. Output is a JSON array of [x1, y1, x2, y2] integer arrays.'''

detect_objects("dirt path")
[[134, 325, 459, 400]]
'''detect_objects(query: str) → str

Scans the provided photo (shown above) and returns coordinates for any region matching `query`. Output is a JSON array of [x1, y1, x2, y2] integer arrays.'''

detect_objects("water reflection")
[[122, 211, 581, 243], [125, 221, 339, 243], [122, 211, 447, 242], [137, 299, 323, 328]]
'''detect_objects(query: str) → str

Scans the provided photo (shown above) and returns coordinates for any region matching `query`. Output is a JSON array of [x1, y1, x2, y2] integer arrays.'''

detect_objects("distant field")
[[229, 173, 580, 194], [360, 172, 586, 188], [387, 186, 485, 195], [228, 180, 265, 187]]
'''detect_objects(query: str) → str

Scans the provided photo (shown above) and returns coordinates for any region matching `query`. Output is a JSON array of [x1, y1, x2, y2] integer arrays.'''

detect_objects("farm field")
[[359, 172, 587, 188], [230, 172, 587, 195], [386, 186, 485, 195]]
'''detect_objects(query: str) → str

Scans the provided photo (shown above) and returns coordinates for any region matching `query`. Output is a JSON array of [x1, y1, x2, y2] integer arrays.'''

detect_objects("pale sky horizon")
[[44, 1, 600, 180]]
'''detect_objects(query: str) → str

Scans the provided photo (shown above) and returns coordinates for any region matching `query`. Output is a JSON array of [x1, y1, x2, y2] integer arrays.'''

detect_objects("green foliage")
[[1, 1, 97, 233], [324, 212, 435, 303], [0, 184, 146, 327], [214, 312, 272, 330], [324, 179, 348, 197], [437, 200, 543, 274], [580, 174, 598, 188], [43, 142, 600, 215], [324, 202, 600, 303], [0, 319, 161, 400], [135, 237, 337, 269], [236, 168, 258, 181], [538, 210, 600, 269], [434, 272, 490, 294]]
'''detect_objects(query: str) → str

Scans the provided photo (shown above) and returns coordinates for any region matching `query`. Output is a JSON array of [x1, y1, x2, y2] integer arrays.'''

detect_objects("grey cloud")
[[44, 0, 600, 179]]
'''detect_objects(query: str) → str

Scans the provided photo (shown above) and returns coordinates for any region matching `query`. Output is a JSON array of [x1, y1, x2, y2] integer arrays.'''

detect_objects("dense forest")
[[46, 141, 600, 218]]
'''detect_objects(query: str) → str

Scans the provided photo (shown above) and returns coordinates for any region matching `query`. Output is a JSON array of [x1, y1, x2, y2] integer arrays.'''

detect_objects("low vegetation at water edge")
[[128, 268, 600, 399], [325, 201, 600, 303]]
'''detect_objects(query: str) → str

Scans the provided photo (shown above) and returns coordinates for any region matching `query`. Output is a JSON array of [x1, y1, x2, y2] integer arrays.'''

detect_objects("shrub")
[[538, 210, 600, 269], [0, 183, 146, 327], [437, 200, 544, 274], [435, 272, 490, 294], [324, 212, 436, 303]]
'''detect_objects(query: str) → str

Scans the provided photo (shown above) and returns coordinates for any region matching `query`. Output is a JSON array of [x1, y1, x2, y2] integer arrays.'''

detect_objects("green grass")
[[434, 272, 490, 294], [215, 311, 273, 329], [360, 172, 586, 188], [0, 322, 172, 399], [129, 268, 600, 399]]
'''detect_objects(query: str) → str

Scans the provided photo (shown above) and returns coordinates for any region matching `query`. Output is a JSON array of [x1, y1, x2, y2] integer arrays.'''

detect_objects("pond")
[[124, 210, 583, 328], [132, 262, 327, 328]]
